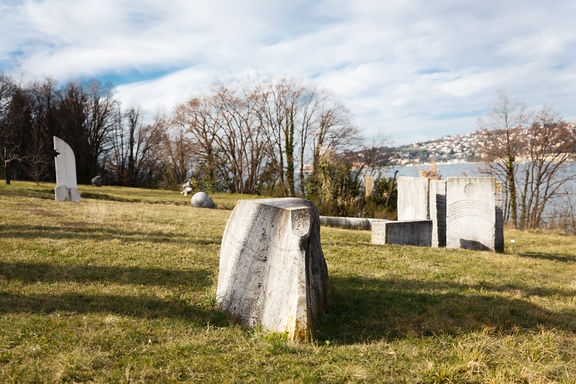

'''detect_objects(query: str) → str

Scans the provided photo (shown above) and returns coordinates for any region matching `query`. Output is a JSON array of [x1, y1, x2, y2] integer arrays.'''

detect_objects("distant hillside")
[[390, 122, 576, 166]]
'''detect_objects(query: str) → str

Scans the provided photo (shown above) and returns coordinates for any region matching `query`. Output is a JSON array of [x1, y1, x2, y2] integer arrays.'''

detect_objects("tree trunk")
[[5, 161, 11, 185], [506, 153, 518, 228]]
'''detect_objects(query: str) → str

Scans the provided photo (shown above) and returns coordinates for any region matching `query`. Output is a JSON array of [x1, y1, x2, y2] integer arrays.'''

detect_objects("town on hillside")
[[389, 122, 576, 166]]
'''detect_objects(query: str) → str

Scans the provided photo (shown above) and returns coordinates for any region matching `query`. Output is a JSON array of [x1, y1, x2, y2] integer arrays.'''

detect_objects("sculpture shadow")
[[0, 291, 228, 325], [459, 239, 492, 251], [518, 251, 576, 263], [81, 192, 134, 202], [81, 192, 188, 206], [0, 224, 220, 245], [0, 261, 212, 289], [315, 276, 576, 344]]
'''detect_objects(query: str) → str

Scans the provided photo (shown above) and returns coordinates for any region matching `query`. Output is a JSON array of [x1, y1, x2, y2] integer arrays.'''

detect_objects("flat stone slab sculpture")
[[446, 177, 503, 252], [217, 198, 328, 341], [397, 176, 430, 221], [53, 136, 80, 202], [190, 191, 215, 208], [372, 220, 432, 246]]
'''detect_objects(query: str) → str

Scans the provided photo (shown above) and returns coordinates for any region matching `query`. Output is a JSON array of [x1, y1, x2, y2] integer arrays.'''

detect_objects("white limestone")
[[53, 136, 80, 202], [397, 177, 430, 221], [446, 177, 501, 251], [190, 191, 215, 208], [216, 198, 328, 341]]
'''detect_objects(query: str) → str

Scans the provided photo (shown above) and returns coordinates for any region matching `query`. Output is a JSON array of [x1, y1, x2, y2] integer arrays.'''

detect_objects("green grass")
[[1, 181, 575, 383]]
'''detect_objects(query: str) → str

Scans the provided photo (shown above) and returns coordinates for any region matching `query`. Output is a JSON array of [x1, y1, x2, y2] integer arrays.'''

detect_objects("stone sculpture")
[[216, 198, 328, 341], [53, 136, 81, 202], [180, 180, 193, 195], [446, 177, 503, 252], [397, 177, 430, 221], [190, 192, 216, 208], [91, 175, 103, 187], [371, 220, 432, 246]]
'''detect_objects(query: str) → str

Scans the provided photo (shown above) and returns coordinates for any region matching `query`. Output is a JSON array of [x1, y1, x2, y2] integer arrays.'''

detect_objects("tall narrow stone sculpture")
[[53, 136, 81, 202], [217, 198, 328, 341], [397, 176, 430, 221]]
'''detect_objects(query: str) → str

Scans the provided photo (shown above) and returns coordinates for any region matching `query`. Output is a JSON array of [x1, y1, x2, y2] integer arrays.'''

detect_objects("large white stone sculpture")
[[446, 177, 503, 252], [216, 198, 328, 341], [53, 136, 80, 202], [397, 176, 430, 221]]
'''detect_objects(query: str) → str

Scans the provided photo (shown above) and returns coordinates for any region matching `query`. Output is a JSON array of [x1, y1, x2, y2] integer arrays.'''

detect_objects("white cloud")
[[2, 0, 576, 144]]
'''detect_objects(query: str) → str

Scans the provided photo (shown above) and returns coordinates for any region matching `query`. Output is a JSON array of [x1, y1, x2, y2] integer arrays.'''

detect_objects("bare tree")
[[478, 95, 576, 229], [84, 80, 121, 179], [517, 107, 576, 228], [478, 93, 528, 227], [173, 97, 219, 189], [210, 84, 269, 194], [108, 107, 164, 186], [1, 85, 30, 184], [157, 115, 192, 187]]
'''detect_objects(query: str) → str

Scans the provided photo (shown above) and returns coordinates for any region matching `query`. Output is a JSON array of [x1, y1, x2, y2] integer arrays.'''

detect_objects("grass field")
[[1, 181, 575, 383]]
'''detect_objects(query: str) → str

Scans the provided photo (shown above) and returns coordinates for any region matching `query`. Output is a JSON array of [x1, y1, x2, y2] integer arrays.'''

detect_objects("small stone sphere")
[[190, 191, 216, 209]]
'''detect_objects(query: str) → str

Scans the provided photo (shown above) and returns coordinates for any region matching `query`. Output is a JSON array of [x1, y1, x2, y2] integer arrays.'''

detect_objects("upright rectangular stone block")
[[429, 180, 447, 247], [217, 198, 328, 341], [397, 177, 430, 221], [446, 177, 501, 251]]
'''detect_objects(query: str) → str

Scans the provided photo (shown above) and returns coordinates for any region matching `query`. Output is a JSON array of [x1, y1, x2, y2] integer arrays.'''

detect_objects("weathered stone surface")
[[371, 220, 432, 246], [319, 216, 389, 230], [446, 177, 502, 251], [54, 136, 80, 202], [190, 192, 216, 208], [216, 198, 328, 341], [397, 177, 429, 221], [429, 180, 447, 247]]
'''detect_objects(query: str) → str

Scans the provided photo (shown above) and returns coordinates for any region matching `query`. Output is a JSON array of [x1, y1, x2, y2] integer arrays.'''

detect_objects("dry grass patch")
[[0, 181, 574, 383]]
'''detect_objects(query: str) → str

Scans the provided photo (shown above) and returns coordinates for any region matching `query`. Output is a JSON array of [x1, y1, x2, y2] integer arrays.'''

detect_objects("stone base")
[[371, 220, 432, 246], [55, 185, 81, 202]]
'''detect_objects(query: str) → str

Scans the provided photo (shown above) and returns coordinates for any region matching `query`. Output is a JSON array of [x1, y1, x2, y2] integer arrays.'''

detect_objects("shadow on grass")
[[81, 191, 189, 206], [0, 224, 221, 245], [0, 261, 212, 288], [0, 186, 189, 206], [0, 292, 229, 325], [316, 276, 576, 344], [81, 192, 134, 202], [0, 186, 54, 200], [518, 251, 576, 263]]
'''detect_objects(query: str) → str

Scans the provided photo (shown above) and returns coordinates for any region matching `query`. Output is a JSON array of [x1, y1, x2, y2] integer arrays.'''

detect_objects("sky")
[[1, 0, 575, 145]]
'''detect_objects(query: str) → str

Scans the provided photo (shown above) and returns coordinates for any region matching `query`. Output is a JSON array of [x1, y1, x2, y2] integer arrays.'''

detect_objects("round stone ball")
[[190, 192, 216, 209]]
